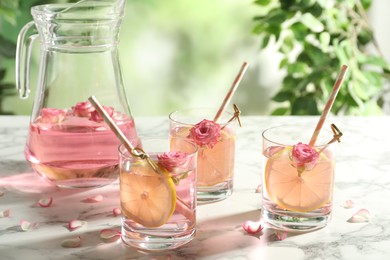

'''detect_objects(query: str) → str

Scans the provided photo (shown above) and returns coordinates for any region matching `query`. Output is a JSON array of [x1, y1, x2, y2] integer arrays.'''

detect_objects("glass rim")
[[168, 107, 235, 127], [31, 1, 125, 20], [262, 124, 335, 148]]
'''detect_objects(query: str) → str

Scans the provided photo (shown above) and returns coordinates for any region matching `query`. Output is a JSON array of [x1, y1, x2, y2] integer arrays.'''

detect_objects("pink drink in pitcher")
[[25, 102, 140, 188]]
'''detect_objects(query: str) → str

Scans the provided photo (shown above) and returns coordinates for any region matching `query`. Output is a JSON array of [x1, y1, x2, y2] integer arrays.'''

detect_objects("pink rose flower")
[[291, 142, 319, 170], [89, 106, 114, 122], [39, 108, 67, 124], [157, 151, 190, 172], [188, 119, 221, 148], [72, 101, 95, 117]]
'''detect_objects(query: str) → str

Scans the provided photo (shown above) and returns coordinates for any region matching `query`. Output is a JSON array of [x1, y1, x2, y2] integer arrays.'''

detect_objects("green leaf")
[[300, 13, 324, 33], [352, 81, 369, 100], [272, 90, 295, 102], [260, 35, 271, 49], [291, 95, 319, 115], [279, 58, 289, 69], [290, 22, 308, 41], [0, 35, 16, 58], [254, 0, 273, 6], [319, 31, 330, 50], [287, 62, 309, 76], [271, 107, 289, 115], [306, 2, 323, 17]]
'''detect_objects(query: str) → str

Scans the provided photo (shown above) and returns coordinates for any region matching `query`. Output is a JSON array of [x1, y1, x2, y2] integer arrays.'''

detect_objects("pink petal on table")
[[0, 209, 10, 218], [100, 229, 121, 243], [341, 199, 355, 209], [68, 220, 87, 231], [255, 184, 262, 193], [113, 208, 121, 217], [242, 220, 263, 235], [20, 220, 33, 231], [83, 194, 103, 203], [274, 230, 288, 241], [348, 209, 371, 223], [61, 236, 82, 248], [38, 197, 53, 207]]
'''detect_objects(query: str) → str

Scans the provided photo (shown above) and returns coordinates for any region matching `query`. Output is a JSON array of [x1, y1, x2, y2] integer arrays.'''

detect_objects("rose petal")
[[341, 199, 355, 209], [0, 209, 11, 218], [38, 197, 53, 207], [255, 184, 262, 193], [20, 220, 33, 231], [61, 236, 82, 248], [68, 220, 87, 231], [0, 190, 4, 197], [83, 195, 103, 203], [113, 208, 121, 217], [274, 230, 288, 241], [348, 209, 371, 223], [242, 220, 263, 235], [100, 229, 121, 243]]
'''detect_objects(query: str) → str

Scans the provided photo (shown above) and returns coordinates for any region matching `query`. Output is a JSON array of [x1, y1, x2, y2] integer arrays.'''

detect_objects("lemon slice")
[[120, 160, 176, 227], [264, 146, 334, 212], [197, 129, 235, 186]]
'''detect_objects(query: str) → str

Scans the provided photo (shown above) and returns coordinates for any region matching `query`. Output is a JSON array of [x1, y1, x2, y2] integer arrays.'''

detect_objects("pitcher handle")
[[15, 21, 38, 99]]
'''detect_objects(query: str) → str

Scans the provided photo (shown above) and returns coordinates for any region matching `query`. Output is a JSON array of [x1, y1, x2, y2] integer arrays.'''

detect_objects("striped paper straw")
[[309, 65, 349, 146], [213, 62, 249, 123]]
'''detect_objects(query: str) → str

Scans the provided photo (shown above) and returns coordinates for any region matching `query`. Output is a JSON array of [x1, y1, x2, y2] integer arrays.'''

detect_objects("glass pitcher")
[[15, 0, 140, 188]]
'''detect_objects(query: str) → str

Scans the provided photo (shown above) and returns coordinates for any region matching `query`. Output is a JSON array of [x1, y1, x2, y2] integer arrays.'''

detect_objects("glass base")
[[197, 180, 233, 204], [262, 201, 332, 232], [121, 224, 195, 252]]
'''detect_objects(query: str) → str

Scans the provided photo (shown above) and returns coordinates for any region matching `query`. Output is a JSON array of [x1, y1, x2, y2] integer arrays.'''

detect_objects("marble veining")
[[0, 116, 390, 260]]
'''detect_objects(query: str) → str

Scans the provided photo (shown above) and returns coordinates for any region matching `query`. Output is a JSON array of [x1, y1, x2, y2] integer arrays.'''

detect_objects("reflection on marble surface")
[[1, 116, 390, 259]]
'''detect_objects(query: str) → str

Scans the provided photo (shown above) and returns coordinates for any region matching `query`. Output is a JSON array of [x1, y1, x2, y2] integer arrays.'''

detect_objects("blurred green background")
[[1, 0, 389, 116], [1, 0, 269, 117]]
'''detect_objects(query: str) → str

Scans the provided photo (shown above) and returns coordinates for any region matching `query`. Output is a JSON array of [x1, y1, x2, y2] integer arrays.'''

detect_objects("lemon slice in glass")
[[264, 146, 334, 212], [120, 160, 176, 227]]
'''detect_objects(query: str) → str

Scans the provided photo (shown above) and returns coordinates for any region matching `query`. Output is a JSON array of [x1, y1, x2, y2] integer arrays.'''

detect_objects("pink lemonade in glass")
[[169, 108, 237, 203], [25, 104, 139, 188], [262, 125, 336, 232], [119, 138, 197, 251]]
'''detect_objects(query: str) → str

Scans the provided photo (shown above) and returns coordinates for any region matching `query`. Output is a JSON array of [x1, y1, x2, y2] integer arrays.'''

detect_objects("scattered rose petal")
[[0, 209, 10, 218], [242, 220, 263, 235], [38, 197, 53, 207], [274, 230, 288, 241], [100, 229, 121, 243], [348, 209, 371, 223], [113, 208, 121, 217], [68, 220, 87, 231], [61, 236, 82, 248], [83, 195, 103, 203], [20, 220, 38, 231], [255, 184, 262, 193], [341, 199, 355, 209]]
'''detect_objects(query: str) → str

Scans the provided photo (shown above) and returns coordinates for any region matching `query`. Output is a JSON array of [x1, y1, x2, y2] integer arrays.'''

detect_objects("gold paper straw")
[[213, 62, 248, 123], [309, 65, 348, 146]]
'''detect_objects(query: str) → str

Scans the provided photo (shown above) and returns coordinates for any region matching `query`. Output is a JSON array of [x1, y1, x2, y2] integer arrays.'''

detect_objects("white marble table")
[[1, 115, 390, 260]]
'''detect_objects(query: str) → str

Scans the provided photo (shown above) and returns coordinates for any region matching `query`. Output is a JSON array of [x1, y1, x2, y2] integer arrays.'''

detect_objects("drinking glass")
[[169, 108, 237, 203], [261, 125, 337, 232], [119, 138, 198, 251]]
